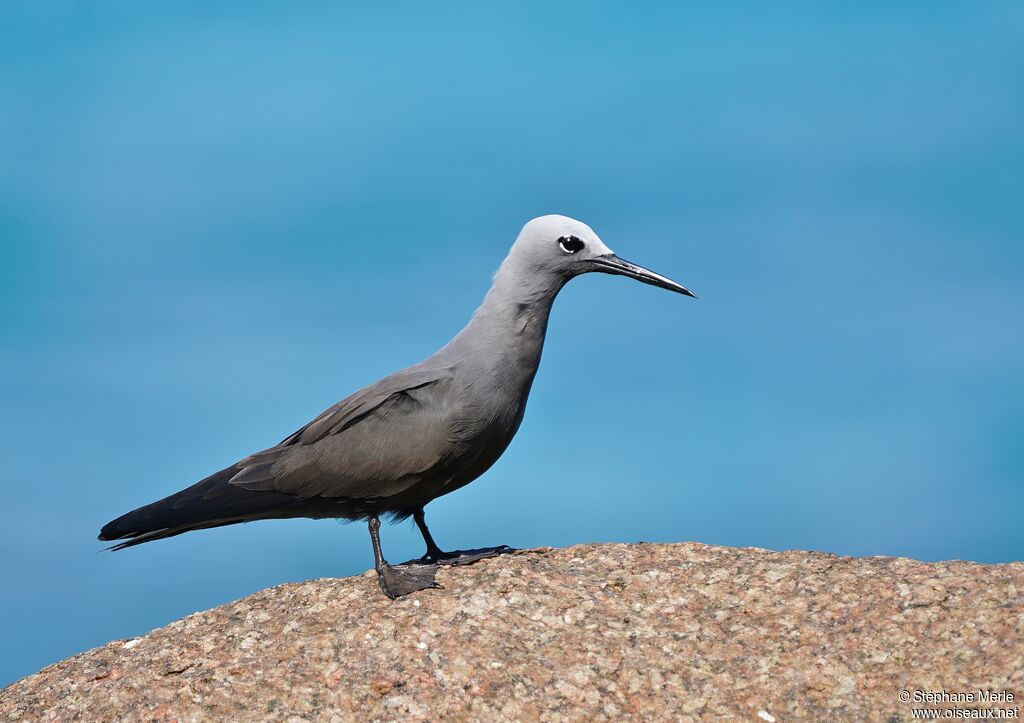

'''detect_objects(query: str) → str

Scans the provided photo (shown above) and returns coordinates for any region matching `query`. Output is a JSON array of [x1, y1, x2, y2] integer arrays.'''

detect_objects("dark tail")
[[99, 464, 307, 550]]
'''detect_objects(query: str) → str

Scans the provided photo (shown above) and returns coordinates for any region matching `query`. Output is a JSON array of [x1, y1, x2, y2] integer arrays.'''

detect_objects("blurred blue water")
[[1, 2, 1022, 687]]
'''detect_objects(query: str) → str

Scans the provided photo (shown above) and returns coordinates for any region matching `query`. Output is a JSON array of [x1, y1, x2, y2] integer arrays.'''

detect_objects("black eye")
[[558, 235, 584, 254]]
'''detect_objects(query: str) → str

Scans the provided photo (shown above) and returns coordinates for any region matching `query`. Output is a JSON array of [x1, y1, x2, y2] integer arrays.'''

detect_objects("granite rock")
[[2, 543, 1022, 721]]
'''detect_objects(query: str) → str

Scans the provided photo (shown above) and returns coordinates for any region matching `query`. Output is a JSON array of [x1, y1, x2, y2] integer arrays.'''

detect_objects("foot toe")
[[437, 545, 515, 566]]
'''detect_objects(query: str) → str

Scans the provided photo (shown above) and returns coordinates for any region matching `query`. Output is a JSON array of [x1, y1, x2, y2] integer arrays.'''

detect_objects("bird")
[[99, 214, 696, 598]]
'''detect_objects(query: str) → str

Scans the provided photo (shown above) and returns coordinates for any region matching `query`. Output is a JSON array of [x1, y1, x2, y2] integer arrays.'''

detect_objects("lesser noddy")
[[99, 215, 696, 598]]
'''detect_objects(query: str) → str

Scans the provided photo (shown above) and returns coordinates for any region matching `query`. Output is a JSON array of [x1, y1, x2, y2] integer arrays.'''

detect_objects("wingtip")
[[98, 522, 118, 542]]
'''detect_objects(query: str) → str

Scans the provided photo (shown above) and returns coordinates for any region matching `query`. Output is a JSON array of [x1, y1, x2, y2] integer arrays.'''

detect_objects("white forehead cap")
[[518, 214, 614, 256]]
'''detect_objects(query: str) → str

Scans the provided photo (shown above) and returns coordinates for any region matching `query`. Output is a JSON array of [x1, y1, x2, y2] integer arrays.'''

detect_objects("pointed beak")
[[588, 254, 697, 298]]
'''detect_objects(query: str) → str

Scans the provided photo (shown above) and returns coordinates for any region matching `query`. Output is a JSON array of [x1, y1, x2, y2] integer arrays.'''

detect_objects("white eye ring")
[[558, 235, 584, 254]]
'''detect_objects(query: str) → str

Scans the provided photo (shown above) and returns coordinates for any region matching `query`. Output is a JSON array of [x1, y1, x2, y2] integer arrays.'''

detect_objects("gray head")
[[504, 214, 697, 298]]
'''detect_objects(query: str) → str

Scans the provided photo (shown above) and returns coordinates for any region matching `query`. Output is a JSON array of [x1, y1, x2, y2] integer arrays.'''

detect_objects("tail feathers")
[[102, 519, 249, 551], [99, 463, 306, 549]]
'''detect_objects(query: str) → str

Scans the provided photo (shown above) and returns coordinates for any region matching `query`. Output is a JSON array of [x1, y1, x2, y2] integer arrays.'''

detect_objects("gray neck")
[[441, 254, 568, 389]]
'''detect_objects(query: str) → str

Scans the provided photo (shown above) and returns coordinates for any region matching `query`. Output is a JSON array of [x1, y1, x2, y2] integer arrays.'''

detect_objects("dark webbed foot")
[[368, 515, 442, 599], [375, 562, 441, 599], [412, 509, 515, 567], [417, 545, 515, 566]]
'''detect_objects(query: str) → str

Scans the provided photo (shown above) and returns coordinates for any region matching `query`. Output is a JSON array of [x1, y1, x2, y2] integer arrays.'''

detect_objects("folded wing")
[[229, 365, 459, 500]]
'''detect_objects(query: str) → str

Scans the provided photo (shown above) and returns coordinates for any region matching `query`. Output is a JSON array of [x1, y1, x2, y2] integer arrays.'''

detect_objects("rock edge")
[[2, 542, 1022, 721]]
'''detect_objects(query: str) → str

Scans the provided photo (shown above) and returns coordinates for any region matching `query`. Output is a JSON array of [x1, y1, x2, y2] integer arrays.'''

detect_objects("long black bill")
[[589, 254, 697, 298]]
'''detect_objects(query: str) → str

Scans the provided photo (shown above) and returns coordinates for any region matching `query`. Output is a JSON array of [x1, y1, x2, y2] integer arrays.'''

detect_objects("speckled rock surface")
[[2, 543, 1023, 721]]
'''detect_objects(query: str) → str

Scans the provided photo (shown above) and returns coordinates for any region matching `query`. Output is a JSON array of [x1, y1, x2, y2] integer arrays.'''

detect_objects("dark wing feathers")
[[279, 366, 448, 446], [230, 371, 457, 499], [98, 464, 309, 547]]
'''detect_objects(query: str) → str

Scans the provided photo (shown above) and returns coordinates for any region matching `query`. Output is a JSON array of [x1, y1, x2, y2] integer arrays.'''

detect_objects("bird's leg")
[[414, 509, 457, 562], [413, 508, 515, 566], [367, 515, 440, 599]]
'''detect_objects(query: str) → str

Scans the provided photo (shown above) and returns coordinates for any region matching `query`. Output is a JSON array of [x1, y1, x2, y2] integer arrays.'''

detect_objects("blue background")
[[1, 3, 1021, 687]]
